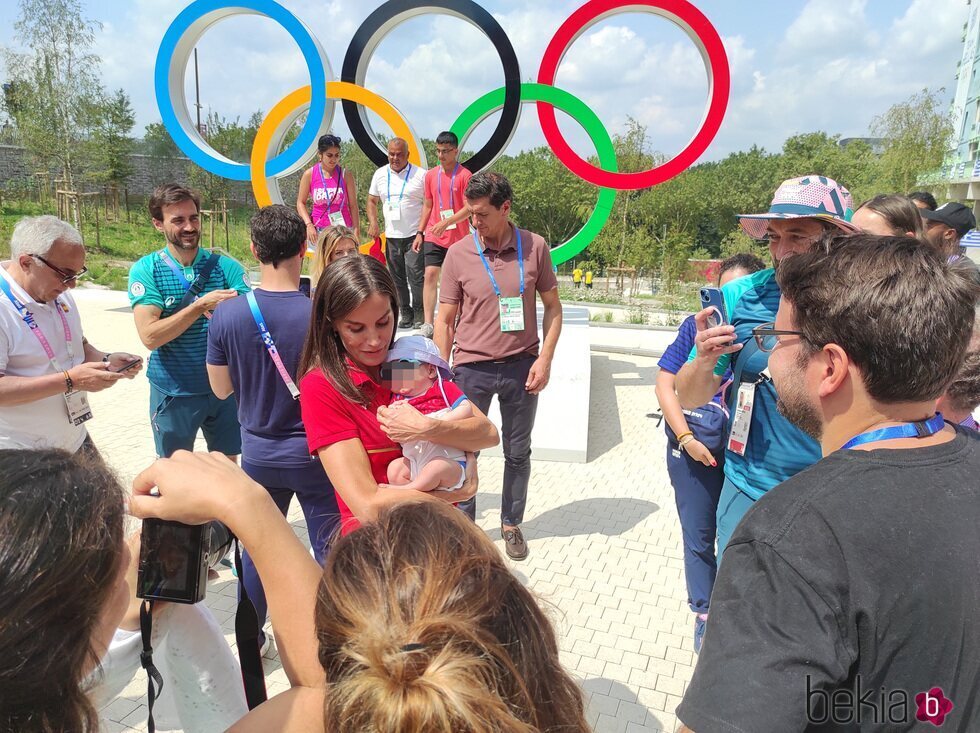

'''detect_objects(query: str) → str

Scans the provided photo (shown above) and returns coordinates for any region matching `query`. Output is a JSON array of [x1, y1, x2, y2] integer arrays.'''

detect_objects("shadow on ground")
[[476, 492, 659, 539], [588, 354, 660, 462], [583, 678, 667, 731]]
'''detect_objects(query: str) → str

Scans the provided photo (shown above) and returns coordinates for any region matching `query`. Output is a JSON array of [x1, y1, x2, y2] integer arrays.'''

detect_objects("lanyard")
[[841, 413, 945, 450], [438, 164, 459, 211], [0, 274, 74, 370], [159, 250, 194, 292], [320, 164, 345, 209], [473, 227, 524, 298], [245, 292, 300, 399], [387, 164, 412, 202]]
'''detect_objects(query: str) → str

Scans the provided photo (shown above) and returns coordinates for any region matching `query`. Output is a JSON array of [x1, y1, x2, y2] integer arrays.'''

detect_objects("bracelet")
[[63, 370, 73, 394], [674, 431, 694, 443]]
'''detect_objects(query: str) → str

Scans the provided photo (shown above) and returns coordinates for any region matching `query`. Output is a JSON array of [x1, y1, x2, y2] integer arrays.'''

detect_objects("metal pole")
[[194, 48, 202, 134]]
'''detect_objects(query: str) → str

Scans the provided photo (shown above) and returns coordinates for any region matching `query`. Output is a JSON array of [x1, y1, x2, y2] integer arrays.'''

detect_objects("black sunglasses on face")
[[752, 322, 806, 353], [33, 255, 87, 284]]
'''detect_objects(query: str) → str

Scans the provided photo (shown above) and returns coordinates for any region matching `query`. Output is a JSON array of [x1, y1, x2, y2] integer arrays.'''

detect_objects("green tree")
[[871, 88, 952, 193], [141, 122, 182, 157], [85, 88, 135, 187], [1, 0, 104, 186]]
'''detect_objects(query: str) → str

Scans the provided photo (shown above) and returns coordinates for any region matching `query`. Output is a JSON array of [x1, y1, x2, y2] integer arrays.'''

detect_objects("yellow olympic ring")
[[250, 81, 424, 208]]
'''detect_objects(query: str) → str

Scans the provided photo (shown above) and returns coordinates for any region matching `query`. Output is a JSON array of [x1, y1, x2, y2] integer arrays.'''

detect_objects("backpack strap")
[[174, 252, 221, 313]]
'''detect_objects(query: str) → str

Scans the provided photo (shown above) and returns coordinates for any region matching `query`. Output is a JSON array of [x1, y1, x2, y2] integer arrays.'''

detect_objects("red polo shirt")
[[299, 363, 400, 534]]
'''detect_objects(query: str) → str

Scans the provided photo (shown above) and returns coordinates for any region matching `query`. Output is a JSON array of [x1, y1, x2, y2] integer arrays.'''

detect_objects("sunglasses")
[[752, 322, 806, 353], [33, 255, 87, 285]]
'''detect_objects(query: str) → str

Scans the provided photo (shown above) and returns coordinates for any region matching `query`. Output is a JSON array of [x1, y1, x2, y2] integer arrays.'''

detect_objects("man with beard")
[[129, 184, 250, 458], [676, 234, 980, 733], [675, 176, 859, 557]]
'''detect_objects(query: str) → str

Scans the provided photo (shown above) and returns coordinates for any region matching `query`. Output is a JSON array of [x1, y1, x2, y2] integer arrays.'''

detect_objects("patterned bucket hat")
[[738, 175, 859, 240]]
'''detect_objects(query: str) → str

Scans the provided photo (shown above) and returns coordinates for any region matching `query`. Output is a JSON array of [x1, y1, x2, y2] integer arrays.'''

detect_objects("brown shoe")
[[502, 525, 528, 560]]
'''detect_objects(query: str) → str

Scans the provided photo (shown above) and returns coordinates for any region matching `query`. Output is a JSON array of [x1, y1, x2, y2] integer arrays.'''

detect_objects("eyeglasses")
[[33, 255, 87, 284], [752, 322, 806, 353]]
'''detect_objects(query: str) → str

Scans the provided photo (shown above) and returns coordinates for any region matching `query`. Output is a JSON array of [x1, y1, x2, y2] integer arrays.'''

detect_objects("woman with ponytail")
[[131, 453, 591, 733]]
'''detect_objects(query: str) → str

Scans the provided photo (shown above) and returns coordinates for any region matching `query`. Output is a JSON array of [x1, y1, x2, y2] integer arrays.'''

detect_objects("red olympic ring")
[[536, 0, 730, 190]]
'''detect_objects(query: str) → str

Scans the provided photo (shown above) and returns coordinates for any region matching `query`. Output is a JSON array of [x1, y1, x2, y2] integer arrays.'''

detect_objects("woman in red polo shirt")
[[297, 255, 498, 533]]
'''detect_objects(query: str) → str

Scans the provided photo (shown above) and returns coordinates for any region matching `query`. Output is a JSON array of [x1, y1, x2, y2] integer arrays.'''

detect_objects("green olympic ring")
[[450, 82, 617, 266]]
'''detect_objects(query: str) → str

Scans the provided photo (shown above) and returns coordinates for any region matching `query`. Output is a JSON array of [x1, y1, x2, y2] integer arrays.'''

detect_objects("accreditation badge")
[[383, 200, 402, 222], [65, 391, 93, 426], [727, 382, 756, 456], [498, 296, 525, 332], [439, 208, 457, 230], [328, 211, 345, 226]]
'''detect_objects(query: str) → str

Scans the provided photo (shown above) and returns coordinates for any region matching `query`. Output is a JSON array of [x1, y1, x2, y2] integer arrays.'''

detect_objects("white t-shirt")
[[0, 264, 88, 452], [368, 163, 426, 239]]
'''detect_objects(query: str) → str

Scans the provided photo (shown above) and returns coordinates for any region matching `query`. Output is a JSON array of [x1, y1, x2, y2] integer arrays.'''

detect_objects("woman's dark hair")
[[855, 194, 924, 237], [299, 255, 399, 407], [778, 234, 980, 403], [318, 134, 342, 154], [718, 253, 765, 283], [316, 501, 591, 733], [148, 183, 200, 222], [908, 191, 938, 211], [0, 449, 126, 733]]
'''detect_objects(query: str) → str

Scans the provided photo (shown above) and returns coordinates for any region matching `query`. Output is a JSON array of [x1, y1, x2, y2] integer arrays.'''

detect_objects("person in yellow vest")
[[585, 269, 594, 289], [572, 266, 582, 288]]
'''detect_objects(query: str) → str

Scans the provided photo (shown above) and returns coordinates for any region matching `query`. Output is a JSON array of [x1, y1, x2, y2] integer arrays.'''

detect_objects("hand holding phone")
[[109, 356, 143, 373], [699, 287, 728, 328]]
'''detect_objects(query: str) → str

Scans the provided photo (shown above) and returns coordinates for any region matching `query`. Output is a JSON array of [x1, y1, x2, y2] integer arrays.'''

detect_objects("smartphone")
[[299, 275, 312, 298], [699, 287, 728, 328], [109, 357, 143, 373]]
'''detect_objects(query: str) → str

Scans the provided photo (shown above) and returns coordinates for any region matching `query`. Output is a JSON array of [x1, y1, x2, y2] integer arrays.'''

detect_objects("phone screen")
[[110, 358, 142, 373], [299, 276, 312, 298]]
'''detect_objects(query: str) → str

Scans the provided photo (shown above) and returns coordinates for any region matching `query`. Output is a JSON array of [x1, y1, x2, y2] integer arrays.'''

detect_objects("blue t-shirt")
[[129, 248, 251, 395], [206, 289, 312, 467], [686, 268, 821, 501]]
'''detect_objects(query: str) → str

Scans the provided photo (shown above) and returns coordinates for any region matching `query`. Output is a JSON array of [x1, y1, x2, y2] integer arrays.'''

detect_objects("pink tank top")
[[310, 164, 352, 228]]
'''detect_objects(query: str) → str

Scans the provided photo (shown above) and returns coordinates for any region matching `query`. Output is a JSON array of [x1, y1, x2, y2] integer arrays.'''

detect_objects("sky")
[[0, 0, 970, 166]]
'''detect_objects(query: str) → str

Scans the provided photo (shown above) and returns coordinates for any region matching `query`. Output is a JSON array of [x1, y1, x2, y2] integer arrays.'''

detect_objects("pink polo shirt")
[[439, 224, 557, 366]]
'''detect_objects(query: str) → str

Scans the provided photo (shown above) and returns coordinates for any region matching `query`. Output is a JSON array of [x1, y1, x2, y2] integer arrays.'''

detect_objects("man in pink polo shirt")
[[413, 131, 472, 337], [434, 171, 563, 560]]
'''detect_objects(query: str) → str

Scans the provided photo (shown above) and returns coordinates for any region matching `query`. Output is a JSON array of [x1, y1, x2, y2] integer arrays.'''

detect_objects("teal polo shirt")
[[128, 247, 250, 396], [687, 268, 821, 500]]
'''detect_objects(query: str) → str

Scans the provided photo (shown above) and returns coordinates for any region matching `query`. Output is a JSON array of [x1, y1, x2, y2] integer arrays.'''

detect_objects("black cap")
[[921, 202, 977, 237]]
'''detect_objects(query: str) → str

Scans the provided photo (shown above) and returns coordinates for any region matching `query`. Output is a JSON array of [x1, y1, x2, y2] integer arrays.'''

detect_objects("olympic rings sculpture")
[[155, 0, 729, 264]]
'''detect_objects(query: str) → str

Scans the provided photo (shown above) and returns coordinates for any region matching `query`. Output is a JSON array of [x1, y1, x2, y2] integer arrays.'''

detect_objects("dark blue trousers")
[[240, 460, 340, 629], [665, 407, 727, 613]]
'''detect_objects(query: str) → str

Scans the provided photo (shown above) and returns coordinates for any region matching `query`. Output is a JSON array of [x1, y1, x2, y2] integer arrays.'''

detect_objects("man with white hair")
[[0, 215, 142, 454]]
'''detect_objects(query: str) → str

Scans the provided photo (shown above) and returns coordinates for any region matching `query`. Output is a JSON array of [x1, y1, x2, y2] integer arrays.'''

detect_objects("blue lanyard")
[[438, 164, 459, 211], [245, 292, 300, 399], [841, 413, 945, 450], [319, 164, 344, 209], [159, 250, 194, 292], [387, 164, 412, 202], [473, 227, 523, 298]]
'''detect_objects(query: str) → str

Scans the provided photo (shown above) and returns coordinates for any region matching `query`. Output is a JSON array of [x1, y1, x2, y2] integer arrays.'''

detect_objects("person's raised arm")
[[674, 308, 739, 409], [133, 292, 237, 351], [296, 169, 317, 246], [129, 452, 324, 689]]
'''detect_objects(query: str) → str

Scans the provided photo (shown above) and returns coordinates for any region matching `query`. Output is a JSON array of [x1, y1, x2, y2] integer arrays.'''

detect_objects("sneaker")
[[694, 613, 708, 654], [419, 323, 434, 338], [501, 525, 529, 561], [413, 320, 424, 330], [398, 314, 413, 329]]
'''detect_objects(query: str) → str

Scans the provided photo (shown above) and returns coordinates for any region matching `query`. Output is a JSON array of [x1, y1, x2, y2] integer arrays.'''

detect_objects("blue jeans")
[[239, 460, 340, 629], [716, 476, 757, 561], [666, 442, 725, 612]]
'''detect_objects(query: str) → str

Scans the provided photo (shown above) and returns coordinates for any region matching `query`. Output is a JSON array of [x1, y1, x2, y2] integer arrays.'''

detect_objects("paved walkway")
[[75, 289, 694, 733]]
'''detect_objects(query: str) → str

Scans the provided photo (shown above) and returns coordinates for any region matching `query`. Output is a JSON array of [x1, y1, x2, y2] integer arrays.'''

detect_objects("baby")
[[381, 336, 472, 491]]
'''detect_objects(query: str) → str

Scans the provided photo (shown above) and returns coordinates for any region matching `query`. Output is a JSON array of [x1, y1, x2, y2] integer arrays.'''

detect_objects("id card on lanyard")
[[0, 275, 92, 425], [322, 164, 346, 226], [474, 228, 525, 333], [246, 292, 300, 399], [384, 164, 412, 222], [727, 368, 770, 456], [438, 164, 459, 230]]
